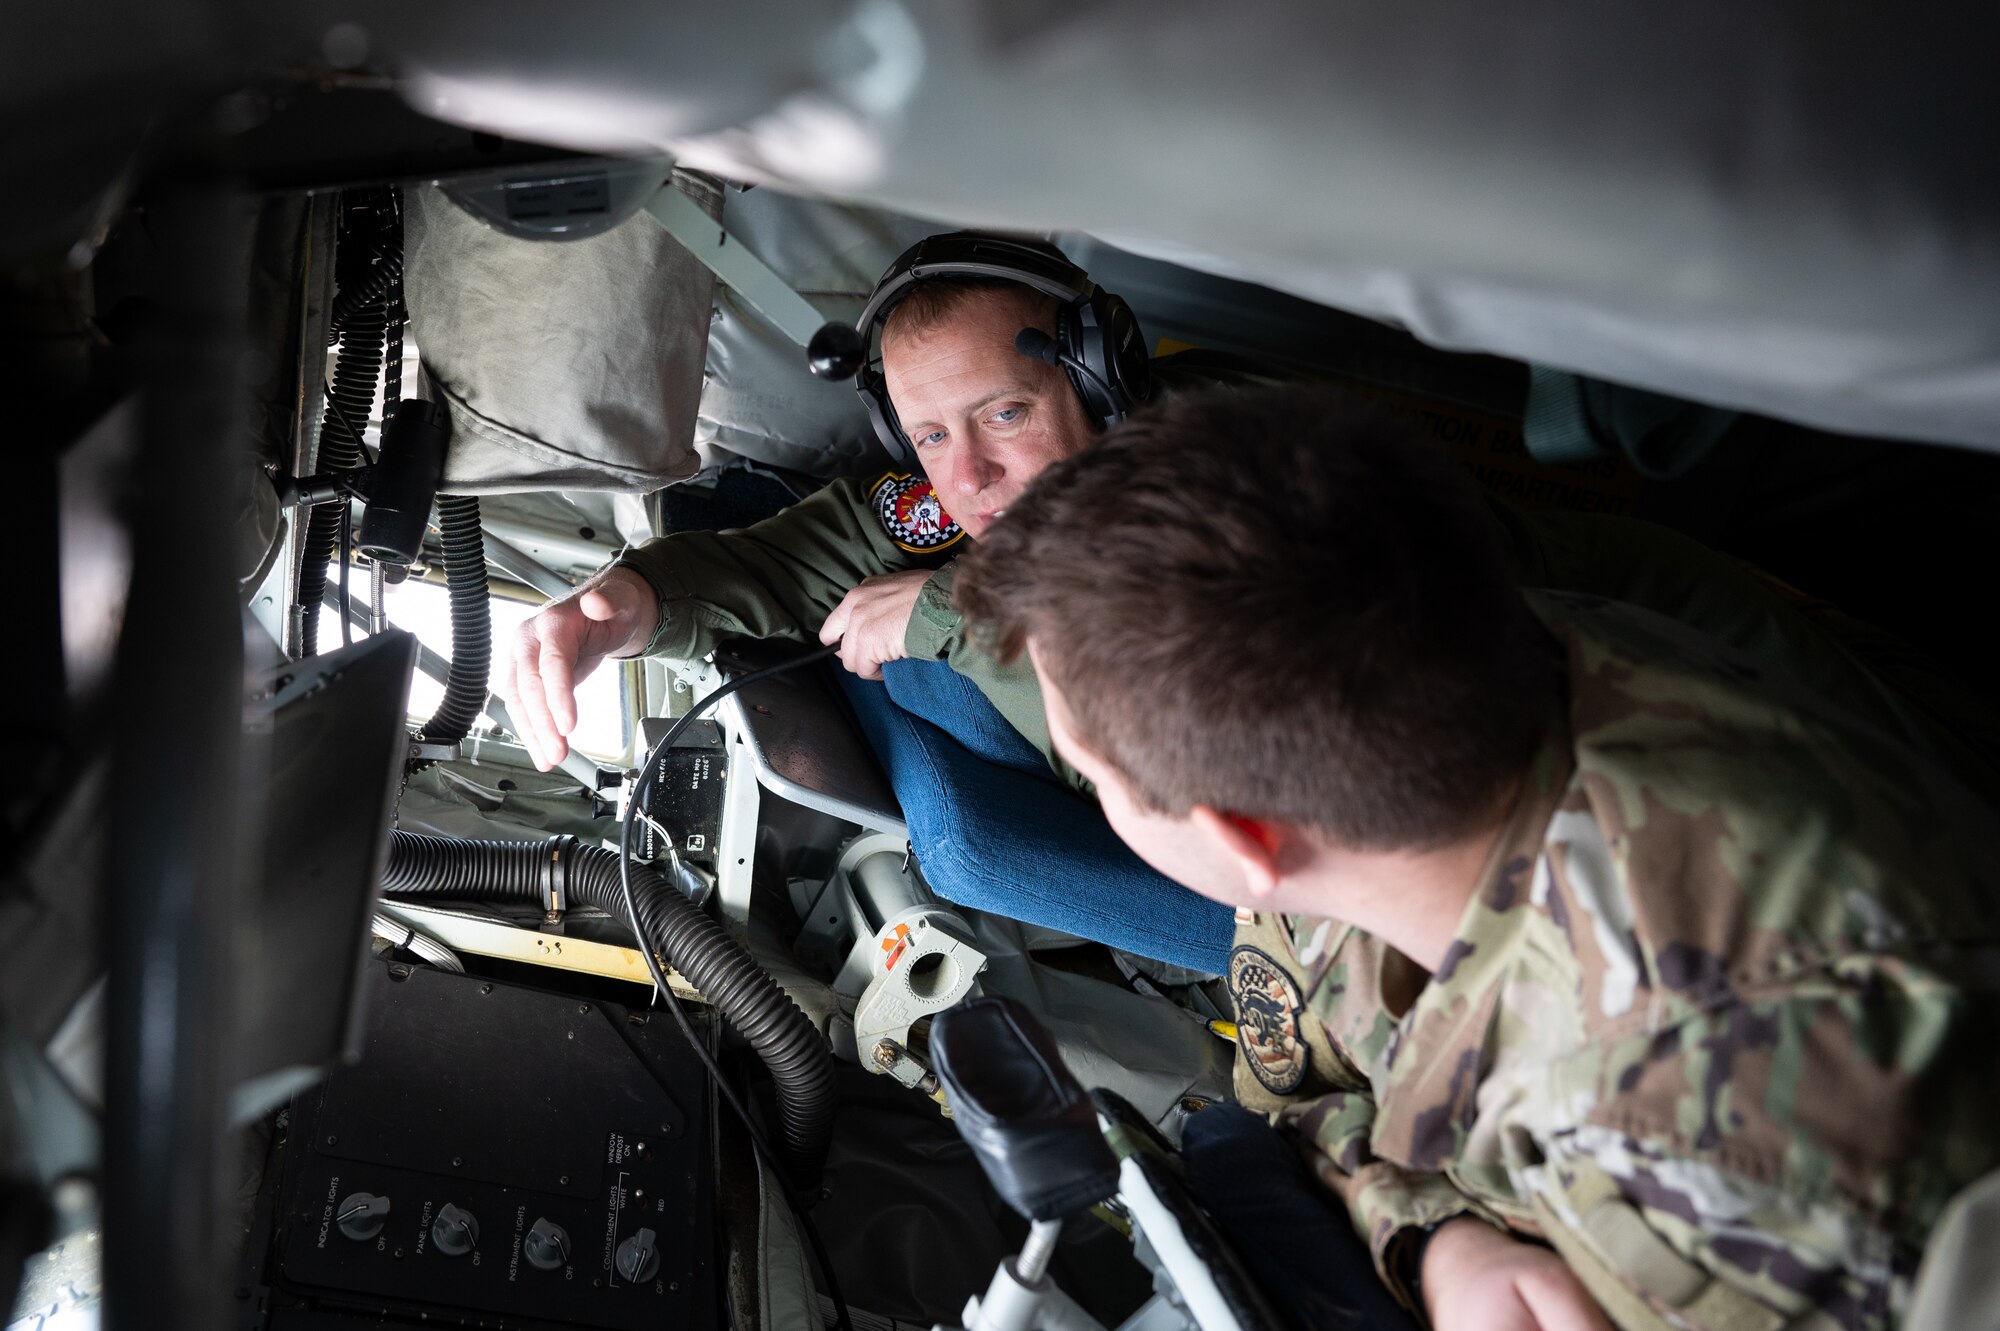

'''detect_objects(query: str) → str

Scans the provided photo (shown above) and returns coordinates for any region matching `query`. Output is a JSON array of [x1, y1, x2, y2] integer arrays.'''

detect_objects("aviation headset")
[[852, 233, 1153, 463]]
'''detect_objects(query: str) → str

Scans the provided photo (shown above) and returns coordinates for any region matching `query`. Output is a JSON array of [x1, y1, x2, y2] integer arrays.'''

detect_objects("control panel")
[[637, 716, 727, 876], [244, 961, 713, 1329]]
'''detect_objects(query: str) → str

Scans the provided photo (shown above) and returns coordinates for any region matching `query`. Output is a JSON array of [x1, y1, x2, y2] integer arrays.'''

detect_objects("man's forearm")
[[612, 476, 930, 660]]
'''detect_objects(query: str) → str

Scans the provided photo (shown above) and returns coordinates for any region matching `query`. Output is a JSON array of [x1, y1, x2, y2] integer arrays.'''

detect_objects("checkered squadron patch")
[[1229, 944, 1311, 1094], [870, 472, 964, 554]]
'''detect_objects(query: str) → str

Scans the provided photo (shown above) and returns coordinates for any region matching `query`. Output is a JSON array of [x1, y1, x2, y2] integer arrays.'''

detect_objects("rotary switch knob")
[[336, 1193, 390, 1242], [431, 1203, 479, 1257], [523, 1217, 571, 1272], [614, 1227, 660, 1284]]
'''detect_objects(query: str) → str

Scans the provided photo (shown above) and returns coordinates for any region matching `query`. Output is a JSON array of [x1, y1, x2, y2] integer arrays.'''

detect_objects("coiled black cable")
[[416, 495, 490, 745], [379, 829, 836, 1184], [298, 192, 398, 656], [327, 246, 404, 341], [298, 299, 384, 655]]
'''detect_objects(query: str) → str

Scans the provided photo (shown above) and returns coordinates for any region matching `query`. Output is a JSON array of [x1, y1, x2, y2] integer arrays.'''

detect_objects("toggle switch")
[[523, 1217, 571, 1271], [431, 1203, 479, 1257], [336, 1193, 390, 1242]]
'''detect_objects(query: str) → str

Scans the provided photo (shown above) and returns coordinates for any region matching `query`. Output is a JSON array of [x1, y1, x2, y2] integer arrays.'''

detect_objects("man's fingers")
[[497, 650, 550, 771], [845, 644, 878, 679], [578, 587, 622, 622], [515, 708, 550, 772], [493, 646, 520, 710], [509, 632, 567, 771], [576, 586, 638, 658], [539, 636, 580, 738], [834, 633, 886, 681], [492, 655, 532, 765], [819, 599, 850, 647], [504, 589, 629, 770]]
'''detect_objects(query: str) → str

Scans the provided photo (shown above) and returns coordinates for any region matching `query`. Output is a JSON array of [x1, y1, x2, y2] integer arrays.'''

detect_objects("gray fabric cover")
[[404, 179, 717, 494], [695, 185, 932, 478], [373, 0, 2000, 453], [676, 1, 2000, 452]]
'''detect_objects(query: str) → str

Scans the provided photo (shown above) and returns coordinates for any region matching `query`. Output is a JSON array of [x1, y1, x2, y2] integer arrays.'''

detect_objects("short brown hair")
[[955, 386, 1558, 851], [881, 278, 1061, 348]]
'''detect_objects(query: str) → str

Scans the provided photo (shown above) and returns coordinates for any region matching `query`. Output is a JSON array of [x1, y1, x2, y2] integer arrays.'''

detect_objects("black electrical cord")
[[337, 500, 354, 650], [616, 644, 851, 1331], [416, 496, 492, 747], [300, 187, 396, 656], [320, 379, 376, 469]]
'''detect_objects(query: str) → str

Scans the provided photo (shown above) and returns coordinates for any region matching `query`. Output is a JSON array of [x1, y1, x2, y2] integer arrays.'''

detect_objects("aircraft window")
[[326, 565, 632, 763]]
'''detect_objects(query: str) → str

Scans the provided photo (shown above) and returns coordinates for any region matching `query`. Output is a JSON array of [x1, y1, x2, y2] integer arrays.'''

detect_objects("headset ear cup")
[[1057, 300, 1119, 429], [1096, 293, 1151, 414]]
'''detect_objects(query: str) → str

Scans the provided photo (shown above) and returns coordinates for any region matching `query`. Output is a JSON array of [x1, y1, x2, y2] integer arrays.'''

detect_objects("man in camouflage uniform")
[[955, 385, 2000, 1331]]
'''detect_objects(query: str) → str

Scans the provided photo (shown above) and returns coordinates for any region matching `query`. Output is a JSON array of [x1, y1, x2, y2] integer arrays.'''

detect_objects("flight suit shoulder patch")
[[1229, 943, 1311, 1095], [869, 472, 964, 554]]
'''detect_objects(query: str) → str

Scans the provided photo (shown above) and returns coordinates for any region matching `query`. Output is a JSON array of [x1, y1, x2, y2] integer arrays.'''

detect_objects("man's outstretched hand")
[[819, 569, 930, 680], [499, 565, 658, 770], [1422, 1217, 1614, 1331]]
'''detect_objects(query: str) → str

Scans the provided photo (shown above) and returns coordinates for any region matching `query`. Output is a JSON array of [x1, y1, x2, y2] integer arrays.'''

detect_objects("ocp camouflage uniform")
[[1228, 593, 2000, 1331]]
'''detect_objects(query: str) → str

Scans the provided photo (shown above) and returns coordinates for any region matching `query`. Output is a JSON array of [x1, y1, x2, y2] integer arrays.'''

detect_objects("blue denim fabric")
[[1182, 1104, 1422, 1331], [837, 659, 1234, 973], [880, 658, 1056, 781]]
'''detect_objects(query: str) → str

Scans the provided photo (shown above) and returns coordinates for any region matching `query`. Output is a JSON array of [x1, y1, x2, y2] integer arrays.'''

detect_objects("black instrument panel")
[[244, 961, 714, 1330]]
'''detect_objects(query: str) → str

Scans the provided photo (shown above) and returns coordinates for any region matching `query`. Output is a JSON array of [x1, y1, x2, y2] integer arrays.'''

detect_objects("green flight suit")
[[613, 467, 1078, 784]]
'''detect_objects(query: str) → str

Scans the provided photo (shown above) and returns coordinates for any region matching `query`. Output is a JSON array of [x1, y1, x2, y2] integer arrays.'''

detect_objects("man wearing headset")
[[499, 232, 1248, 969]]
